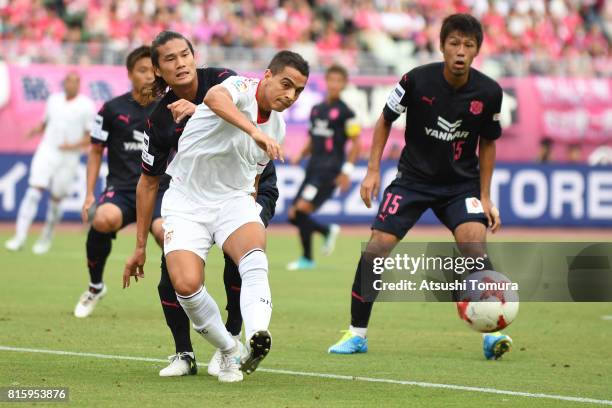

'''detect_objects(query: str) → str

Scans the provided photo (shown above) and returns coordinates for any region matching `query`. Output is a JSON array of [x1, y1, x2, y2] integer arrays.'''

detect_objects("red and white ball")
[[455, 270, 519, 333]]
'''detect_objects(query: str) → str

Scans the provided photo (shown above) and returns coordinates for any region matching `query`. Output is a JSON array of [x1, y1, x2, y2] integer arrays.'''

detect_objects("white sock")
[[238, 249, 272, 341], [176, 286, 235, 352], [15, 187, 42, 242], [40, 199, 63, 242], [89, 282, 104, 291], [349, 325, 367, 338]]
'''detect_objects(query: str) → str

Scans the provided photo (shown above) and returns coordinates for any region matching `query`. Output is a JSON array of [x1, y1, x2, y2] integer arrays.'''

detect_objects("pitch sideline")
[[1, 345, 611, 406]]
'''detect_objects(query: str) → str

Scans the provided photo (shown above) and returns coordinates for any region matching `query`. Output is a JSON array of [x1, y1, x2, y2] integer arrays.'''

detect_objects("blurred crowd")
[[1, 0, 611, 76]]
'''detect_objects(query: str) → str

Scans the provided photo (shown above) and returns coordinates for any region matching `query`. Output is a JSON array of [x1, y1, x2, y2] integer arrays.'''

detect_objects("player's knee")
[[172, 275, 202, 297], [91, 209, 121, 233], [151, 219, 164, 247], [295, 199, 314, 214], [454, 222, 486, 244], [367, 231, 398, 257], [287, 206, 296, 222]]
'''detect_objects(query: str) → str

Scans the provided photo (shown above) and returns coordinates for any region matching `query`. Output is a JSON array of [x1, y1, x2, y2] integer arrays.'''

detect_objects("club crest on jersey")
[[470, 100, 483, 115], [329, 107, 340, 120], [232, 79, 248, 92]]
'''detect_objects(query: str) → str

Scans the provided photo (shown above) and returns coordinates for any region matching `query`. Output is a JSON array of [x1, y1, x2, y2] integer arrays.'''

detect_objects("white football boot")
[[74, 285, 108, 318], [159, 352, 197, 377], [5, 236, 25, 252], [321, 224, 340, 256], [208, 334, 242, 376], [217, 340, 244, 383]]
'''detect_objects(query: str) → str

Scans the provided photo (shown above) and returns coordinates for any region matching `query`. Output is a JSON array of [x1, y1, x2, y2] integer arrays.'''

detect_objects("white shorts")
[[28, 147, 79, 198], [161, 187, 263, 261]]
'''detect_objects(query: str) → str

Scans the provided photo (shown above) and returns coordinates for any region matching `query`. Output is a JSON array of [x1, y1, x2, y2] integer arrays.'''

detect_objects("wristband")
[[341, 162, 355, 175]]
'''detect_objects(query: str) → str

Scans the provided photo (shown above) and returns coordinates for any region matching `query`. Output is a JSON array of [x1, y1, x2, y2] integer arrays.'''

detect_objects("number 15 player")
[[328, 14, 512, 360]]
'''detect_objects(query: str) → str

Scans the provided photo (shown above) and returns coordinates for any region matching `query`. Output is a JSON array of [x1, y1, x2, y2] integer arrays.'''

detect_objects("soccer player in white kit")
[[160, 51, 308, 382], [5, 72, 95, 254]]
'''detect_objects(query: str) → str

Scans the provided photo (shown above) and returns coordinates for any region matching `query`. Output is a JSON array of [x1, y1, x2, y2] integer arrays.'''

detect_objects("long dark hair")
[[151, 31, 195, 97]]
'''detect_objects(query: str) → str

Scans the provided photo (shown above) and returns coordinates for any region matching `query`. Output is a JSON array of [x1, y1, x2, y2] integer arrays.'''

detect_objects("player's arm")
[[479, 86, 504, 233], [124, 123, 168, 288], [123, 172, 160, 288], [60, 132, 91, 151], [204, 79, 282, 161], [360, 114, 392, 208], [336, 117, 362, 192], [82, 143, 105, 223], [361, 74, 410, 208], [26, 121, 46, 139], [82, 108, 110, 223]]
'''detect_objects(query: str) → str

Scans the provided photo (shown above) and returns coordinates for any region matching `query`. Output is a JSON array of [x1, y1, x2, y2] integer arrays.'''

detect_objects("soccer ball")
[[455, 270, 519, 333]]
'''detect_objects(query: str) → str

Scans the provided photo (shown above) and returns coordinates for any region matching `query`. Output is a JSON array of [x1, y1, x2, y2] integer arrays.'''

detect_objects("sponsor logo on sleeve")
[[142, 150, 154, 166], [386, 83, 407, 115], [91, 114, 108, 141]]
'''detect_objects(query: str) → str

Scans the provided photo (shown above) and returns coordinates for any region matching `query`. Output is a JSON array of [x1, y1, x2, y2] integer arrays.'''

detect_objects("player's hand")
[[123, 247, 146, 288], [335, 173, 351, 193], [58, 142, 72, 151], [360, 168, 380, 208], [167, 99, 197, 124], [81, 194, 96, 224], [250, 128, 284, 162], [481, 197, 501, 233]]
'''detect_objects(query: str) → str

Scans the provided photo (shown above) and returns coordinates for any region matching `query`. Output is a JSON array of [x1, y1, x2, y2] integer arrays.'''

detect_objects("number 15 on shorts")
[[378, 193, 403, 221]]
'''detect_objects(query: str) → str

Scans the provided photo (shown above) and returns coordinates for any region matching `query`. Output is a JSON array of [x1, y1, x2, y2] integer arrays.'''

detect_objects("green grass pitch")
[[1, 228, 611, 407]]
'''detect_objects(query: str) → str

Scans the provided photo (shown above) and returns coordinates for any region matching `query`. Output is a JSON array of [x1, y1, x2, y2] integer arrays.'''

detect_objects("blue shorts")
[[371, 178, 488, 239], [98, 188, 163, 229]]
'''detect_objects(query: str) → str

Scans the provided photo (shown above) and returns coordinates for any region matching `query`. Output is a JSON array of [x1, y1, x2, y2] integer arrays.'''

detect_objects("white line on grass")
[[602, 316, 612, 321], [1, 345, 611, 406]]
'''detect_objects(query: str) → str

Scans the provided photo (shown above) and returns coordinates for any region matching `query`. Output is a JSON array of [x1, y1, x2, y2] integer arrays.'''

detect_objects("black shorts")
[[371, 178, 487, 239], [293, 172, 337, 211], [97, 188, 163, 229]]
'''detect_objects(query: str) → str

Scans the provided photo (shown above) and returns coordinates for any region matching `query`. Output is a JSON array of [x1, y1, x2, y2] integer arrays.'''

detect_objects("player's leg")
[[150, 195, 197, 377], [74, 201, 123, 318], [157, 253, 197, 377], [328, 229, 399, 354], [329, 179, 427, 354], [222, 221, 270, 375], [287, 178, 339, 270], [207, 252, 243, 377], [32, 159, 77, 254], [5, 149, 53, 250], [163, 203, 242, 383], [437, 185, 512, 360]]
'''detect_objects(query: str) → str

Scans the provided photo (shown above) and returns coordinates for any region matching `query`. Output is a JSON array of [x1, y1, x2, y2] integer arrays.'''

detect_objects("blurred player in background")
[[287, 64, 361, 271], [328, 14, 511, 360], [5, 72, 95, 254], [153, 50, 307, 382], [73, 46, 159, 318], [123, 31, 278, 378]]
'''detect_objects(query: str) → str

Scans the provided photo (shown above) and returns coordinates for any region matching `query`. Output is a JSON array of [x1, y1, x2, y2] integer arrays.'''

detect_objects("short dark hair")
[[267, 50, 309, 78], [126, 46, 151, 72], [440, 14, 483, 50], [325, 64, 348, 80], [151, 31, 195, 96]]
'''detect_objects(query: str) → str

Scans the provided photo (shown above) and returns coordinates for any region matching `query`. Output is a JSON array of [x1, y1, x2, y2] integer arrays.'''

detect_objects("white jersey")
[[166, 76, 286, 204], [38, 92, 96, 157]]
